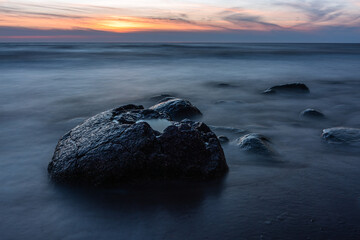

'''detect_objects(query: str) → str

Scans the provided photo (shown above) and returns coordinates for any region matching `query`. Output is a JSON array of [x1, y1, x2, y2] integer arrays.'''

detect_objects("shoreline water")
[[1, 43, 360, 239]]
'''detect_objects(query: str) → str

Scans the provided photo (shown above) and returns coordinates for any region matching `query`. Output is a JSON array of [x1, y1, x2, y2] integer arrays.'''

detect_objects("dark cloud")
[[11, 3, 90, 13], [219, 9, 283, 30], [277, 1, 344, 22], [0, 6, 85, 19], [146, 16, 192, 24], [223, 13, 284, 30], [0, 3, 132, 19]]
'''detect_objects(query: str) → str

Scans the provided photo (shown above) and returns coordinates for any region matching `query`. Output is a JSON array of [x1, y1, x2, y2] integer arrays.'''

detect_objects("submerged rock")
[[300, 108, 325, 119], [48, 105, 227, 186], [322, 127, 360, 145], [217, 83, 232, 88], [209, 125, 246, 134], [150, 98, 202, 121], [207, 82, 237, 88], [214, 100, 244, 105], [263, 83, 310, 94], [156, 96, 176, 104], [218, 136, 229, 144], [149, 93, 174, 102], [236, 133, 276, 156], [213, 82, 238, 88]]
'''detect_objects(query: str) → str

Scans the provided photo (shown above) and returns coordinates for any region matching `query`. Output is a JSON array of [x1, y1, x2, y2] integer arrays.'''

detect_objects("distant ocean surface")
[[1, 43, 360, 239]]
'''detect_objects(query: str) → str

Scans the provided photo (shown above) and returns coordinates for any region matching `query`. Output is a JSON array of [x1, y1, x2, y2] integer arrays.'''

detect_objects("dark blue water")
[[1, 43, 360, 239]]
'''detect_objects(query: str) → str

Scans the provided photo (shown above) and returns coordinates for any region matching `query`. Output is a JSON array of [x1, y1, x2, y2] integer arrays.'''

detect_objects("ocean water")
[[1, 43, 360, 239]]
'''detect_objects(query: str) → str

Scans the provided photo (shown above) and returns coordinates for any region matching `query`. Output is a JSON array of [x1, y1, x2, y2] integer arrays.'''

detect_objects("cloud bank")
[[0, 0, 359, 42]]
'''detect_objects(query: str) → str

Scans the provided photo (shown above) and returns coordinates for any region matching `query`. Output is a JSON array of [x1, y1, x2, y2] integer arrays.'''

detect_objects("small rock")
[[208, 82, 237, 88], [150, 98, 202, 121], [209, 125, 246, 134], [218, 136, 229, 144], [214, 100, 244, 105], [322, 127, 360, 145], [263, 83, 310, 94], [149, 94, 174, 102], [157, 96, 176, 104], [236, 133, 276, 156], [216, 83, 234, 88], [300, 108, 325, 119]]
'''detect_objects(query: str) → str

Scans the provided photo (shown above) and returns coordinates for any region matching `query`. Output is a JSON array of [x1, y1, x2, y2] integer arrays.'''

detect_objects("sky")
[[0, 0, 360, 42]]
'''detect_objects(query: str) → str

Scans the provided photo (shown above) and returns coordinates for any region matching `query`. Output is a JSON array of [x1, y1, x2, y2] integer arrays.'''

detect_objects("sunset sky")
[[1, 0, 360, 42]]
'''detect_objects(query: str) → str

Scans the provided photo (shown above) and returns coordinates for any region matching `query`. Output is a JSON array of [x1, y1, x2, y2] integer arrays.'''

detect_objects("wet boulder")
[[322, 127, 360, 145], [300, 109, 325, 119], [157, 120, 228, 178], [48, 105, 227, 186], [150, 98, 202, 121], [236, 133, 276, 156], [263, 83, 310, 94]]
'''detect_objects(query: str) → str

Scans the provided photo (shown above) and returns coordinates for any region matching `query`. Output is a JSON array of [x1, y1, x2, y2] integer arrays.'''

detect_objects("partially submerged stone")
[[214, 100, 244, 105], [263, 83, 310, 94], [300, 108, 325, 119], [209, 125, 246, 134], [236, 133, 277, 156], [48, 105, 227, 186], [149, 94, 174, 102], [156, 96, 176, 104], [218, 136, 229, 144], [322, 127, 360, 145], [150, 98, 202, 121], [216, 83, 232, 88]]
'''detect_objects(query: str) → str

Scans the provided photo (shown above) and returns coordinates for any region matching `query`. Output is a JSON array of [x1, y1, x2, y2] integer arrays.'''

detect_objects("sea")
[[1, 43, 360, 239]]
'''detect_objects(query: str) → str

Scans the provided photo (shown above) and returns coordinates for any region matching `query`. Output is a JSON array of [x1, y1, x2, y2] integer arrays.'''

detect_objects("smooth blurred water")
[[1, 43, 360, 239]]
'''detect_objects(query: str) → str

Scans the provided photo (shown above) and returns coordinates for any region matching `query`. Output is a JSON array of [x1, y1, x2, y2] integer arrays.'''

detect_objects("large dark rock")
[[150, 98, 202, 121], [263, 83, 310, 94], [48, 105, 227, 186], [300, 108, 325, 119], [322, 127, 360, 145], [236, 133, 276, 156]]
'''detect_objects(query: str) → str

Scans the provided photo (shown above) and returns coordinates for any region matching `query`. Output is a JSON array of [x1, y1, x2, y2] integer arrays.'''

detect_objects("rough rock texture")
[[322, 127, 360, 145], [236, 133, 276, 156], [300, 108, 325, 119], [48, 105, 227, 186], [150, 98, 202, 121], [263, 83, 310, 94]]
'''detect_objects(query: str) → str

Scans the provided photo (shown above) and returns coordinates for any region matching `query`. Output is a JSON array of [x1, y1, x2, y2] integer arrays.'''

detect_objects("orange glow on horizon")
[[0, 1, 359, 36], [91, 17, 219, 32], [0, 14, 220, 33]]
